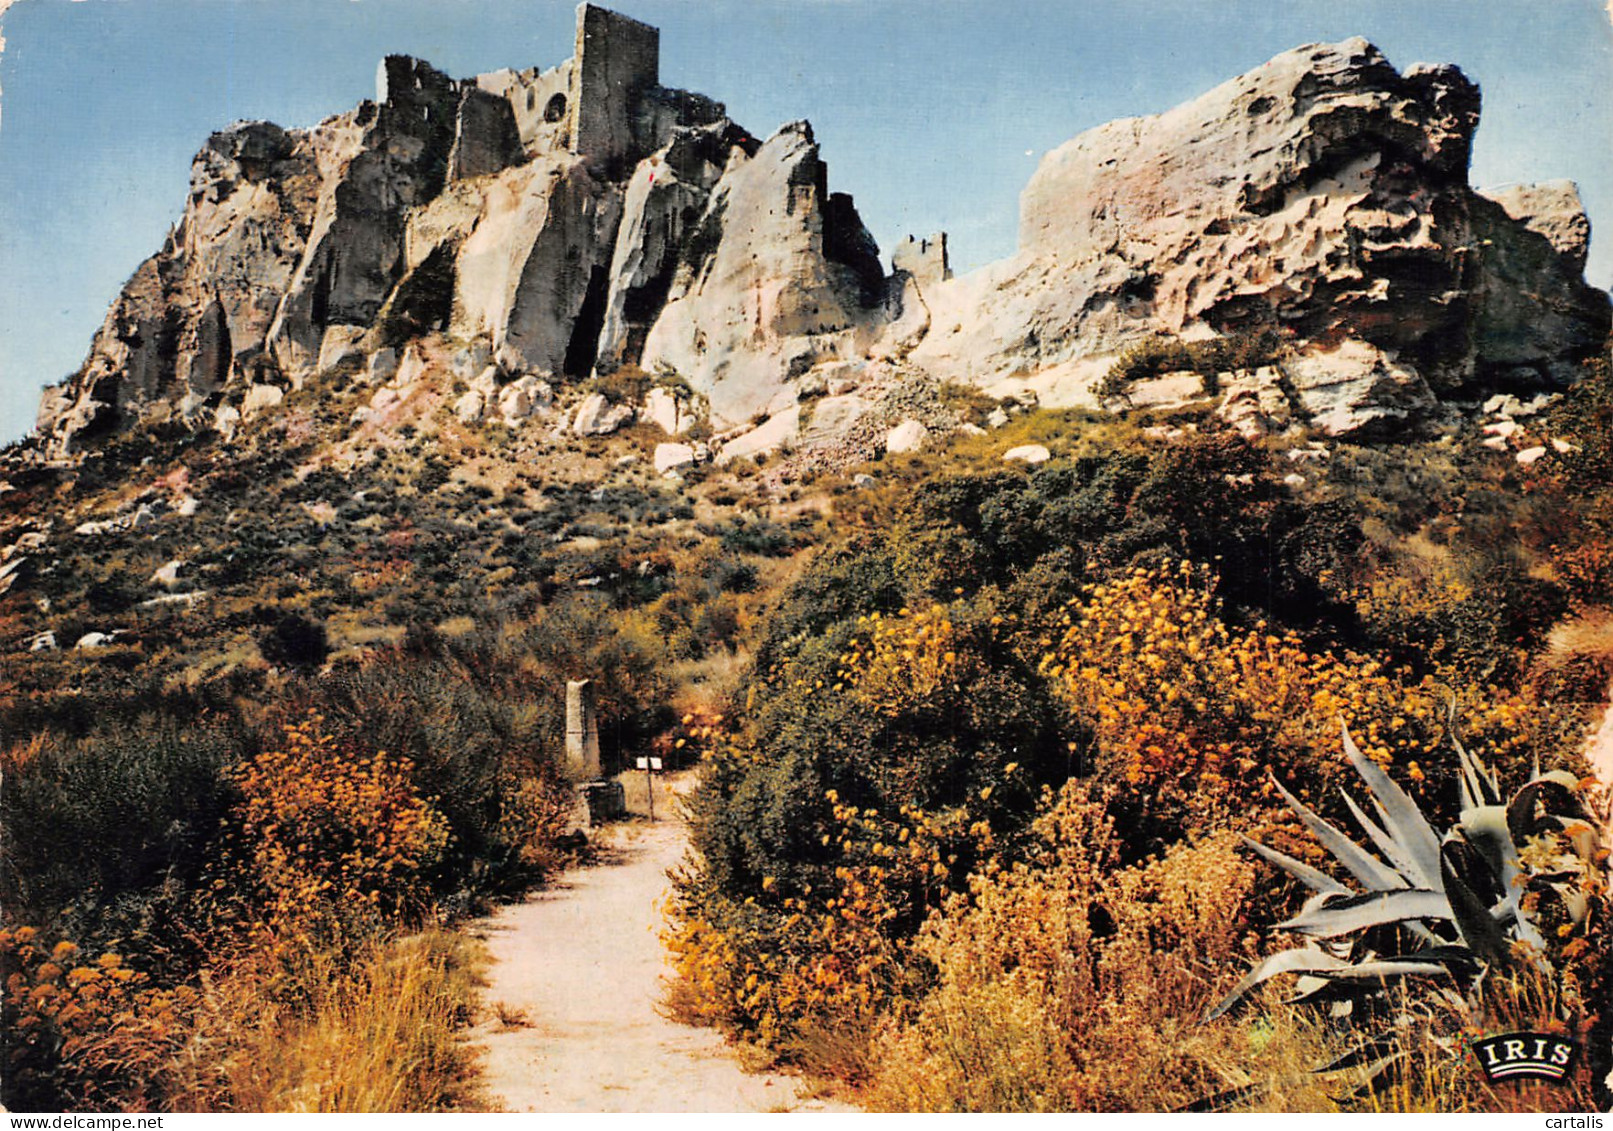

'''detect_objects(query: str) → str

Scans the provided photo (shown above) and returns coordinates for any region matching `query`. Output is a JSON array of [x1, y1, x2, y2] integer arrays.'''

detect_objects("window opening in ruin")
[[544, 93, 568, 123]]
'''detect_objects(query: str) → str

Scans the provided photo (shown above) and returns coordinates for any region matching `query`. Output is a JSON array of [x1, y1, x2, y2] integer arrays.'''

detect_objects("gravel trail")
[[471, 809, 851, 1113]]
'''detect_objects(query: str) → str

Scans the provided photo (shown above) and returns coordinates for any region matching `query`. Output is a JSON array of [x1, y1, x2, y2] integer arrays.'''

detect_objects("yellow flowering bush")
[[672, 550, 1588, 1093], [1040, 561, 1564, 844], [228, 719, 450, 945], [839, 606, 964, 716], [1, 927, 199, 1111], [666, 790, 992, 1073], [669, 622, 1026, 1068]]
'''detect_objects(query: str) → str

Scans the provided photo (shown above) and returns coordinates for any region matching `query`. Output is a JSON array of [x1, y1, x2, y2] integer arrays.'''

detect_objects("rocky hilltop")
[[31, 9, 1610, 459]]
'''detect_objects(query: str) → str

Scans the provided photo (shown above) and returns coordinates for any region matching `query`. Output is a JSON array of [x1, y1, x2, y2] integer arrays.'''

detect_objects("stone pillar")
[[566, 678, 601, 780]]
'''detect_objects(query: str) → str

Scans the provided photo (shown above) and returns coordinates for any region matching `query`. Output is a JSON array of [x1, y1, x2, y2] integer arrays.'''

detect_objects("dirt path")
[[471, 807, 852, 1113]]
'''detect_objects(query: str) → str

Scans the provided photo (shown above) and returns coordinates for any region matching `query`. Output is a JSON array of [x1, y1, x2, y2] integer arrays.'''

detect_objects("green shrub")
[[1099, 328, 1286, 401], [308, 650, 572, 902], [0, 713, 247, 958]]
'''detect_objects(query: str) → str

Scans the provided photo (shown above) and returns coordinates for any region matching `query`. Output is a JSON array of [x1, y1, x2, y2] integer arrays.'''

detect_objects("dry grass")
[[860, 781, 1607, 1112], [491, 1001, 532, 1030], [864, 786, 1264, 1111], [669, 648, 752, 718], [164, 930, 486, 1112], [1548, 607, 1613, 663]]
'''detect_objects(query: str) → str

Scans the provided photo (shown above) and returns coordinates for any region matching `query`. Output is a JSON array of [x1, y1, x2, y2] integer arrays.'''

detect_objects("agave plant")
[[1209, 717, 1602, 1022]]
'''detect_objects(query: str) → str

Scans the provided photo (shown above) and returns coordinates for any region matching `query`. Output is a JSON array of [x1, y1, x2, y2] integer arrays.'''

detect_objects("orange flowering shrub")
[[1550, 537, 1613, 611], [682, 596, 1056, 903], [671, 559, 1585, 1088], [1040, 561, 1568, 843], [228, 719, 450, 944], [670, 624, 1021, 1067], [1, 927, 198, 1111]]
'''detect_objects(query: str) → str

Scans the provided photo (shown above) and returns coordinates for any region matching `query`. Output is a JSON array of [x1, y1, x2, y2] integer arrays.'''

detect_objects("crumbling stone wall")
[[892, 233, 951, 288], [569, 3, 660, 170], [478, 62, 575, 156]]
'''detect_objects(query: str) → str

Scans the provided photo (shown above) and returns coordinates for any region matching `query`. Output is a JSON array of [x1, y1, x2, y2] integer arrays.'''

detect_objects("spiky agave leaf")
[[1506, 772, 1582, 846], [1277, 888, 1450, 938], [1238, 836, 1351, 896], [1553, 815, 1599, 860], [1450, 711, 1503, 811], [1268, 773, 1407, 892], [1339, 724, 1444, 889], [1207, 944, 1447, 1020], [1221, 722, 1542, 1022], [1338, 788, 1427, 890], [1454, 804, 1546, 952], [1438, 840, 1513, 966]]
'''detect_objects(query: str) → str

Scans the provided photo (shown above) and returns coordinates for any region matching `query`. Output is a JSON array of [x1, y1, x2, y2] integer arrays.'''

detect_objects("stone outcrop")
[[643, 385, 696, 434], [716, 406, 800, 465], [30, 17, 1609, 455], [654, 441, 697, 474], [447, 156, 622, 378], [636, 120, 889, 427], [1003, 444, 1051, 465], [884, 419, 929, 454], [1485, 181, 1591, 272], [907, 38, 1608, 433], [571, 392, 634, 435], [593, 126, 742, 379]]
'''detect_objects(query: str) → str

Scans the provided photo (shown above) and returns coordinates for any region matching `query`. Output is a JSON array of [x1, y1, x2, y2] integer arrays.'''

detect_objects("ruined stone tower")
[[569, 4, 659, 168], [892, 233, 952, 288]]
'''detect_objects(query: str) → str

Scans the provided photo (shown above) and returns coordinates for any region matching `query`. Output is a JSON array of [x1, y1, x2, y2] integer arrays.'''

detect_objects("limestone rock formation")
[[636, 120, 889, 427], [1003, 444, 1051, 465], [654, 441, 697, 474], [28, 15, 1610, 455], [717, 406, 800, 465], [34, 3, 888, 455], [446, 156, 622, 378], [572, 392, 634, 435], [1485, 181, 1592, 272], [908, 38, 1608, 432], [885, 419, 929, 454], [643, 385, 695, 435]]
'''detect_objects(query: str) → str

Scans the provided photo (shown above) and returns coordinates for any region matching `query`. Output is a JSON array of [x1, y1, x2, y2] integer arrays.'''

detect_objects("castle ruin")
[[466, 3, 723, 174], [892, 233, 952, 288]]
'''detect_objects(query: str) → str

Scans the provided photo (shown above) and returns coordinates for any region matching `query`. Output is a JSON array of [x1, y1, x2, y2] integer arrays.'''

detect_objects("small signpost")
[[635, 755, 664, 819]]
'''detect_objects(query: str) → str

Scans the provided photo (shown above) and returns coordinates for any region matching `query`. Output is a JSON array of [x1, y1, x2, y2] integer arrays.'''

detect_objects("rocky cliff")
[[34, 4, 888, 458], [911, 37, 1609, 434], [32, 11, 1609, 457]]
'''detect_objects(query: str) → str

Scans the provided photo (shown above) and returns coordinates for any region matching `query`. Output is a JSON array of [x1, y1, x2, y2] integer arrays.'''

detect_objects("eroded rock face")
[[33, 6, 885, 454], [594, 125, 741, 377], [910, 38, 1608, 423], [36, 121, 320, 455], [266, 57, 467, 382], [30, 19, 1608, 457], [638, 120, 889, 428], [1485, 181, 1591, 272], [449, 156, 623, 379]]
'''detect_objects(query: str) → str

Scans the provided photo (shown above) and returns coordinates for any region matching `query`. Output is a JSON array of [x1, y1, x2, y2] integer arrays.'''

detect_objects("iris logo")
[[1471, 1032, 1579, 1083]]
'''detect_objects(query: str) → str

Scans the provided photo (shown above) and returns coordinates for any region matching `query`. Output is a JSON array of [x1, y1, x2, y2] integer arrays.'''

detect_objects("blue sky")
[[1, 0, 1609, 443]]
